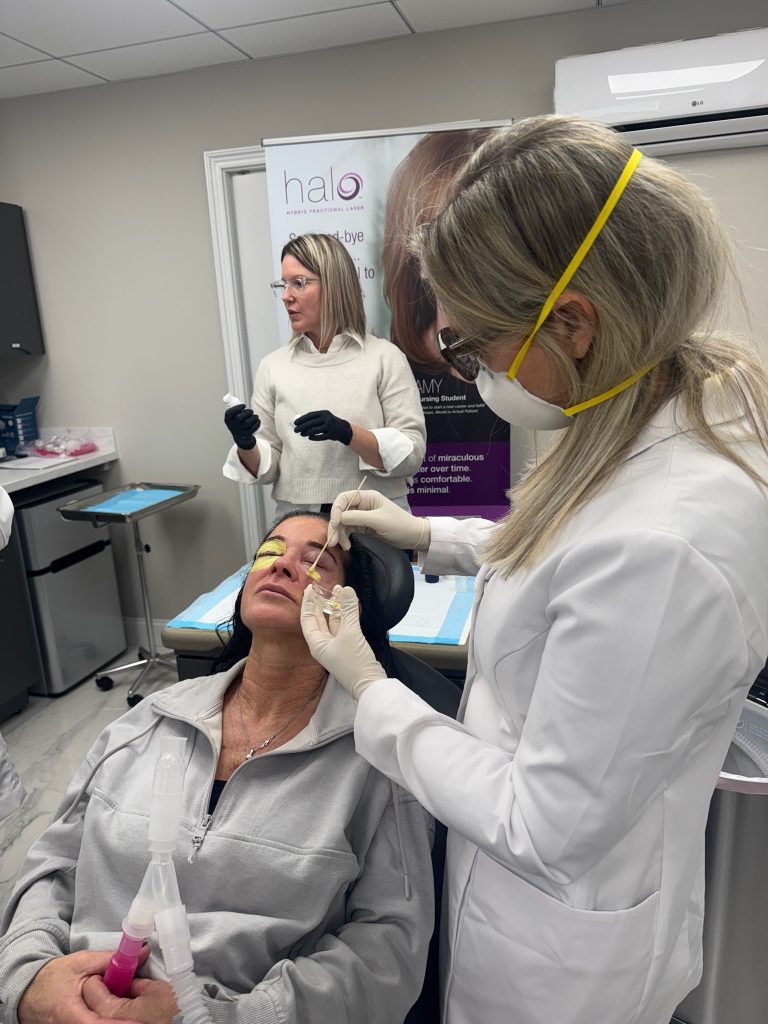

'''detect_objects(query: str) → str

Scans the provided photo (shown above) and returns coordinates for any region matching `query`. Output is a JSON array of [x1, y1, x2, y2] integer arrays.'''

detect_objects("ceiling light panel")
[[0, 0, 203, 57], [174, 0, 381, 30], [221, 4, 409, 60], [69, 32, 246, 81]]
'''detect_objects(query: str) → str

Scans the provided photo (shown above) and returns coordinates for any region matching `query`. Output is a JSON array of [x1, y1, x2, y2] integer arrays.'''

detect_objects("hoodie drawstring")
[[389, 780, 412, 901], [61, 719, 161, 823]]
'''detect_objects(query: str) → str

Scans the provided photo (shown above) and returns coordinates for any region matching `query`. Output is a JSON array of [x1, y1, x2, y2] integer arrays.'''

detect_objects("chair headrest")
[[349, 533, 414, 631]]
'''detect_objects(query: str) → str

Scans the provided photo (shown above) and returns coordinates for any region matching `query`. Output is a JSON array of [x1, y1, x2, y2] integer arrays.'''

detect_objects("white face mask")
[[475, 365, 573, 431]]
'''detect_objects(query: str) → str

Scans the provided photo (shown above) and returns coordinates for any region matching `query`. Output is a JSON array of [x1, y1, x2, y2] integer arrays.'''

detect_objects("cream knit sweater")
[[223, 333, 426, 505]]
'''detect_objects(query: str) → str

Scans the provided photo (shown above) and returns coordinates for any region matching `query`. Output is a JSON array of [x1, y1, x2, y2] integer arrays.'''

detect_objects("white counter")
[[0, 427, 118, 494]]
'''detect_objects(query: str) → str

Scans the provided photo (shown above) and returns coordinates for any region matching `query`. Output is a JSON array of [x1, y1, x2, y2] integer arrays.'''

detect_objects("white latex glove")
[[300, 584, 386, 701], [328, 489, 431, 552]]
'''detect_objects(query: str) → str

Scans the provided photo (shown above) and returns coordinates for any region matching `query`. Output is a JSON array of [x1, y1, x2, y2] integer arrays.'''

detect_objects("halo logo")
[[283, 168, 364, 205], [337, 172, 363, 200]]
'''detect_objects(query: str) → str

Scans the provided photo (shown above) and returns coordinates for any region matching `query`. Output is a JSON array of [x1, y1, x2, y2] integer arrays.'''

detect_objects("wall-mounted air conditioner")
[[554, 27, 768, 155]]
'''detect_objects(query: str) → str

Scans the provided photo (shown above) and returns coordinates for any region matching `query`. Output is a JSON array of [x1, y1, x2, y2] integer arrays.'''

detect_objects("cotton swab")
[[306, 475, 368, 580]]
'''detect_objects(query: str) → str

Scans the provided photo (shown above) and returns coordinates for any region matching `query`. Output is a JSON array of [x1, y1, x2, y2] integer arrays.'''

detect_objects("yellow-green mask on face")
[[250, 538, 286, 573]]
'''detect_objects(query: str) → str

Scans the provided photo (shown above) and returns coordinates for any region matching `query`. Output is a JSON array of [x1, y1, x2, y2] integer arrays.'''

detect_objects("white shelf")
[[0, 427, 118, 494]]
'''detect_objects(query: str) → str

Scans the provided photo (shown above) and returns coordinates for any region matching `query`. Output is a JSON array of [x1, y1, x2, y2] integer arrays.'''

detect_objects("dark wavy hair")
[[212, 511, 395, 676]]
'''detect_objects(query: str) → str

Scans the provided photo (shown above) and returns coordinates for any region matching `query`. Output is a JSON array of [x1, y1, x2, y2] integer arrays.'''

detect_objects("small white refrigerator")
[[14, 478, 126, 695]]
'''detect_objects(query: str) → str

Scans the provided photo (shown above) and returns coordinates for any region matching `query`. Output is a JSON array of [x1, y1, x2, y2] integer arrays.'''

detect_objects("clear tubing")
[[732, 728, 768, 776], [149, 737, 186, 854], [149, 855, 181, 910], [156, 905, 212, 1024], [104, 856, 181, 995], [169, 969, 213, 1024], [104, 738, 187, 998]]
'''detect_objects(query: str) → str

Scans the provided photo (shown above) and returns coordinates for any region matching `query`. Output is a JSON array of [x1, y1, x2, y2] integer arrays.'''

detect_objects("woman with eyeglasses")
[[300, 116, 768, 1024], [223, 233, 426, 516]]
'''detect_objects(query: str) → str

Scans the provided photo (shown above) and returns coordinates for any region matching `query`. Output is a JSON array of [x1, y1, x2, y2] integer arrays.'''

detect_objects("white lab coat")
[[355, 398, 768, 1024], [0, 485, 12, 549], [0, 485, 25, 822]]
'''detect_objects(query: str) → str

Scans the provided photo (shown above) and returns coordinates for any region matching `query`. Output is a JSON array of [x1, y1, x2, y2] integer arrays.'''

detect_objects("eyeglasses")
[[269, 275, 320, 297], [436, 328, 483, 382]]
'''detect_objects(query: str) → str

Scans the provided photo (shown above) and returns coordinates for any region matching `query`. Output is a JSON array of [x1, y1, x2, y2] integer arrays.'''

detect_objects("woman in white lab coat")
[[300, 116, 768, 1024]]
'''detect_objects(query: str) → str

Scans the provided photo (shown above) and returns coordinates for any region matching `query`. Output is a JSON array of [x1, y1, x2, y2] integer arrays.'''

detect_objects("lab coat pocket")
[[452, 854, 659, 1024]]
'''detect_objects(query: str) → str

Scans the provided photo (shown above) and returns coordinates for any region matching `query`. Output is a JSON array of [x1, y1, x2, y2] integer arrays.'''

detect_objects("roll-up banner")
[[263, 121, 511, 519]]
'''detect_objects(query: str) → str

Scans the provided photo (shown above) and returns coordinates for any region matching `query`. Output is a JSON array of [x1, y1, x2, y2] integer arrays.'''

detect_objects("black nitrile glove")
[[224, 404, 260, 450], [294, 410, 353, 445]]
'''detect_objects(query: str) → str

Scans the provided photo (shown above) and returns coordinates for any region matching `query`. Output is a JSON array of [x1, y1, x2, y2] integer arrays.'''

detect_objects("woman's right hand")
[[328, 490, 430, 552], [224, 404, 260, 451], [18, 950, 145, 1024]]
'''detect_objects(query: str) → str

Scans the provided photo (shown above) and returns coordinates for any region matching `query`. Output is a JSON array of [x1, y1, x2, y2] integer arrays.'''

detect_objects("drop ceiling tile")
[[221, 4, 408, 59], [398, 0, 593, 32], [0, 0, 203, 58], [0, 59, 103, 99], [0, 33, 48, 68], [69, 32, 245, 81], [175, 0, 379, 30]]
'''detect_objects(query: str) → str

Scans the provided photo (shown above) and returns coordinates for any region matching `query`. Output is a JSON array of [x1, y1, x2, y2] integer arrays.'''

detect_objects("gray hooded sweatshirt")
[[0, 663, 434, 1023]]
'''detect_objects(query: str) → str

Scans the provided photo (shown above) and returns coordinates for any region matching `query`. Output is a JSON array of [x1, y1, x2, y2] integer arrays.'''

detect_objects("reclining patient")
[[0, 511, 433, 1024]]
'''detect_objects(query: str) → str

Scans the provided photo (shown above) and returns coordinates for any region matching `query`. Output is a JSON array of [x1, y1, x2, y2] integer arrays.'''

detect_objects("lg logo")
[[691, 99, 704, 107]]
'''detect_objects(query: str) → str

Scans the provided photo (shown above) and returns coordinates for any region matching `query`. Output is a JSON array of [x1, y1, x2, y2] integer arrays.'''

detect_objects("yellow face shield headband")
[[506, 148, 656, 417]]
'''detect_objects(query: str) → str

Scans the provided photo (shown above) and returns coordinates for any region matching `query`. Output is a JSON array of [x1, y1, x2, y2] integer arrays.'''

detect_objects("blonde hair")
[[281, 233, 366, 347], [413, 115, 768, 575], [382, 129, 496, 372]]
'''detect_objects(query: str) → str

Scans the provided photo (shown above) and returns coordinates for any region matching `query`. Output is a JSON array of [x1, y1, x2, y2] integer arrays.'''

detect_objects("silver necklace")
[[237, 683, 323, 761]]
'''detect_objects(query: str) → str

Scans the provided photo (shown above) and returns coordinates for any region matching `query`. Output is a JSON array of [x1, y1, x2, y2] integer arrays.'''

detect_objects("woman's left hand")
[[301, 585, 386, 701], [294, 410, 353, 445], [81, 974, 178, 1024]]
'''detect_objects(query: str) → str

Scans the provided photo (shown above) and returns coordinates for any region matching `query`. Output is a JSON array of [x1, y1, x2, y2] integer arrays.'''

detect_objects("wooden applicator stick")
[[305, 475, 368, 580]]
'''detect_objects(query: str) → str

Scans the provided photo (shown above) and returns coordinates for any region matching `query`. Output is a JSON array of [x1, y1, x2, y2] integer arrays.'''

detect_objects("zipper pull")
[[188, 814, 212, 863]]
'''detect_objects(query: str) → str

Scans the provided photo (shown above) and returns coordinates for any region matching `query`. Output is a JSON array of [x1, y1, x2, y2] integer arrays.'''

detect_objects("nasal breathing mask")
[[478, 148, 656, 430]]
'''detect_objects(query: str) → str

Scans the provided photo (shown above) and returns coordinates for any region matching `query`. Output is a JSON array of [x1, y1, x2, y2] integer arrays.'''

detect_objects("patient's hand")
[[81, 973, 178, 1024], [18, 950, 144, 1024]]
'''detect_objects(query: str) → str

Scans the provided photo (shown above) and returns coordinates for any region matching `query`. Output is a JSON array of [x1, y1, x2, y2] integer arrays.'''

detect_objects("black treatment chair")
[[350, 534, 463, 1024]]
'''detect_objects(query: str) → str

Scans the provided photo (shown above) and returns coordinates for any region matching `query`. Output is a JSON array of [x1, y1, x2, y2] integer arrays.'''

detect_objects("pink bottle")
[[103, 931, 146, 996]]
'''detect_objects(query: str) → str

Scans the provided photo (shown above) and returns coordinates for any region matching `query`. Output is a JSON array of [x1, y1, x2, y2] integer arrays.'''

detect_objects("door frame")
[[204, 144, 267, 558]]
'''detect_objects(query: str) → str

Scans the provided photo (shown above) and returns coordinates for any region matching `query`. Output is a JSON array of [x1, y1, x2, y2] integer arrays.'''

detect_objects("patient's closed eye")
[[302, 551, 333, 572], [250, 540, 287, 572]]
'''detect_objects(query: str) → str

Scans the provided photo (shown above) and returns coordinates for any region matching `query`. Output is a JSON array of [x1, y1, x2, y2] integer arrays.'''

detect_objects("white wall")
[[0, 0, 766, 619], [667, 149, 768, 344]]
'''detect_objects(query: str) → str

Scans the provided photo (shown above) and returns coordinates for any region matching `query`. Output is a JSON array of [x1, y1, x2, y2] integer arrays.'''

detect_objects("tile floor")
[[0, 659, 179, 914]]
